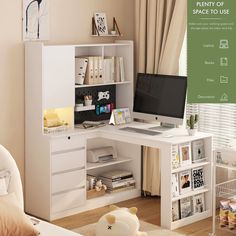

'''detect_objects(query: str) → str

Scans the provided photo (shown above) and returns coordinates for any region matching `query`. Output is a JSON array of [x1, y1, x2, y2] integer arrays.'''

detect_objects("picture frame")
[[94, 12, 108, 35], [179, 142, 192, 166], [179, 170, 192, 194]]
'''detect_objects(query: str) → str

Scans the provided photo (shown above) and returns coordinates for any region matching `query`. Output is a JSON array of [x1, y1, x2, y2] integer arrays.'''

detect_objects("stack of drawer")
[[50, 135, 86, 214]]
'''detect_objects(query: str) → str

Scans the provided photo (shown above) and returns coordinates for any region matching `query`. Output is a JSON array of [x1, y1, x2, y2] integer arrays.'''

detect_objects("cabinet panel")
[[52, 169, 85, 194], [52, 149, 85, 173], [51, 135, 85, 153], [51, 187, 86, 213], [43, 46, 75, 109]]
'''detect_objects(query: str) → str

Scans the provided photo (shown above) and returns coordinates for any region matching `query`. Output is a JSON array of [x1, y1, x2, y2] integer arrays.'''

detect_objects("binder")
[[93, 57, 99, 84], [85, 57, 94, 85], [119, 57, 125, 82], [98, 56, 104, 84], [103, 58, 112, 83], [115, 56, 120, 82], [110, 56, 115, 82], [75, 58, 88, 85]]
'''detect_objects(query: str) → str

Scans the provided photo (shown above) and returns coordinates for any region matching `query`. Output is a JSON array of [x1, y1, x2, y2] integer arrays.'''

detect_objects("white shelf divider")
[[172, 188, 209, 202], [172, 161, 210, 174], [74, 105, 95, 112], [75, 81, 131, 88], [86, 157, 132, 171]]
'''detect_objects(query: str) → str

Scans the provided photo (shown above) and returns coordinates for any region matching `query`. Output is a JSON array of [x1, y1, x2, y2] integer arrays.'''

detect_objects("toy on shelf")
[[96, 205, 147, 236]]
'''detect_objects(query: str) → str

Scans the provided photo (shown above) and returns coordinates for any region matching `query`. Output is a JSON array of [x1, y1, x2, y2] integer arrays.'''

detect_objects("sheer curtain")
[[135, 0, 187, 195]]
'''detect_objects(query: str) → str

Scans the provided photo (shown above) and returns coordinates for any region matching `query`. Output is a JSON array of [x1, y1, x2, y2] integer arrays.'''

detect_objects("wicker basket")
[[87, 189, 106, 199]]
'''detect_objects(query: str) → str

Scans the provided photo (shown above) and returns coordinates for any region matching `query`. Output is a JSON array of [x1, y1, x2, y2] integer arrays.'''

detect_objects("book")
[[192, 167, 204, 190], [100, 174, 133, 182], [172, 144, 180, 169], [100, 177, 135, 188], [103, 58, 112, 83], [179, 142, 192, 166], [98, 56, 104, 84], [172, 173, 179, 197], [75, 58, 88, 85], [106, 184, 135, 194], [179, 170, 192, 194], [192, 193, 205, 214], [172, 201, 180, 222], [93, 56, 99, 84], [115, 56, 121, 82], [180, 197, 192, 219], [192, 139, 205, 163]]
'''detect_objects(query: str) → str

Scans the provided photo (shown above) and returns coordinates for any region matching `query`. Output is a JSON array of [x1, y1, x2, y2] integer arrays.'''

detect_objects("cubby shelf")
[[171, 161, 210, 174], [86, 157, 132, 171], [172, 188, 209, 202], [75, 81, 131, 88]]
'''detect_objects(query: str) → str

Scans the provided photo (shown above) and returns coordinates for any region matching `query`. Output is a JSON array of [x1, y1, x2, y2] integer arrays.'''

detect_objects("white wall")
[[0, 0, 135, 184]]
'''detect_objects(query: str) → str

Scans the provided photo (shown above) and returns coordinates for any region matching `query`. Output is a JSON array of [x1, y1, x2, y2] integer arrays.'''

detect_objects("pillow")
[[0, 170, 10, 195], [0, 193, 39, 236]]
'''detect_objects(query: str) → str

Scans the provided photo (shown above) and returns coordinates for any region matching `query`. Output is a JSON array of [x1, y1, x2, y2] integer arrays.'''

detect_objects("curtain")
[[135, 0, 187, 195]]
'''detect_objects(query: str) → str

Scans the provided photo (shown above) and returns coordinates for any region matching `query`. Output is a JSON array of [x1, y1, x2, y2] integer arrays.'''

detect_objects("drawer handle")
[[68, 136, 71, 140]]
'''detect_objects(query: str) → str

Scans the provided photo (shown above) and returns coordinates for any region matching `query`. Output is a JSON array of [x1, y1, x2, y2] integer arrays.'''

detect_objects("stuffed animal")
[[96, 205, 147, 236], [95, 180, 107, 192]]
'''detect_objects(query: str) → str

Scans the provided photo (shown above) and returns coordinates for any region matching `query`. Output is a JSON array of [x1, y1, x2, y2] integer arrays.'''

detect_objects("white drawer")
[[51, 149, 85, 173], [51, 135, 85, 153], [51, 187, 86, 214], [52, 169, 85, 194]]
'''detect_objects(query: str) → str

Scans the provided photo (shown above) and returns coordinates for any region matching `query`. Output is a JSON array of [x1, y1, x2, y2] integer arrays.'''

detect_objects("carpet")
[[72, 220, 186, 236]]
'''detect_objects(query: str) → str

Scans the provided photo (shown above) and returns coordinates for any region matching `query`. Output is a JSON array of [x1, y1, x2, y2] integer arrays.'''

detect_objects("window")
[[179, 32, 236, 148]]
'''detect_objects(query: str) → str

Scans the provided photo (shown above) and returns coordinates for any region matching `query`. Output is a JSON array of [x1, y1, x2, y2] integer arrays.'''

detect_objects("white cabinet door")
[[43, 46, 75, 109]]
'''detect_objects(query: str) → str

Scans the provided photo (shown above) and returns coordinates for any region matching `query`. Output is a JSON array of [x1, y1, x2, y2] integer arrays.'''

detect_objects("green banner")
[[188, 0, 236, 103]]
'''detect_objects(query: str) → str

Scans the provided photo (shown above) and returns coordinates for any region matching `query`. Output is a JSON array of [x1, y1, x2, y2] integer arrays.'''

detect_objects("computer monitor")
[[133, 73, 187, 127]]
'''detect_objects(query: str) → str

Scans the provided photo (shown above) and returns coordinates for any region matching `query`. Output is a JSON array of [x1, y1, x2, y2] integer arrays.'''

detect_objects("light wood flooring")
[[52, 197, 235, 236]]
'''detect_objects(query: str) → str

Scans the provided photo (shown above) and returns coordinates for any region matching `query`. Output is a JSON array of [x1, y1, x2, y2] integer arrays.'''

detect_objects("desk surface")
[[46, 122, 212, 147]]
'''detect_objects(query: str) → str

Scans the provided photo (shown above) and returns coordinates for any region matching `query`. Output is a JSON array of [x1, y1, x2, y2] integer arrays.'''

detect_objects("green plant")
[[187, 114, 199, 129]]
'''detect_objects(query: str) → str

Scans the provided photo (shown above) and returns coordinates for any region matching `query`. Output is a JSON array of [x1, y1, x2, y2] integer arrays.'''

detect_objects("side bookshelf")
[[163, 135, 213, 230]]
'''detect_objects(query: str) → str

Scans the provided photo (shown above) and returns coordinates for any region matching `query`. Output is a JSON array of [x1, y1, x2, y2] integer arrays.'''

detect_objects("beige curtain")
[[135, 0, 187, 195]]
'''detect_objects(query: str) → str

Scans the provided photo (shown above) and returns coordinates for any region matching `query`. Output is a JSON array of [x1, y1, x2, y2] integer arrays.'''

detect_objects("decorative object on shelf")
[[96, 205, 147, 236], [192, 139, 205, 163], [75, 58, 88, 85], [216, 151, 223, 164], [179, 170, 192, 194], [93, 12, 108, 35], [86, 176, 107, 199], [92, 15, 121, 36], [96, 103, 114, 116], [219, 199, 230, 227], [95, 180, 107, 192], [23, 0, 49, 41], [109, 108, 131, 125], [192, 167, 204, 190], [192, 193, 205, 214], [180, 197, 192, 219], [171, 144, 180, 169], [84, 95, 93, 106], [179, 143, 192, 166], [172, 201, 180, 222], [186, 114, 199, 136], [98, 91, 110, 101]]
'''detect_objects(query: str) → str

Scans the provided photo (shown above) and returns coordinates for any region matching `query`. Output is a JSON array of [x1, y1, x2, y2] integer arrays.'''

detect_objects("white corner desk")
[[25, 121, 212, 230]]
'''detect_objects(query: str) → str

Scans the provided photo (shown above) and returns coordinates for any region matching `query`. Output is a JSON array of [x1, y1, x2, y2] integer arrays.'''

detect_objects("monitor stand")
[[148, 123, 176, 132]]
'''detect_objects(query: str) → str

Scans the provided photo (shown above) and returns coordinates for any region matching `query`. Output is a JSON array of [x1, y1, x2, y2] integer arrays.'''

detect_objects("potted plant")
[[186, 114, 199, 136], [84, 95, 93, 106]]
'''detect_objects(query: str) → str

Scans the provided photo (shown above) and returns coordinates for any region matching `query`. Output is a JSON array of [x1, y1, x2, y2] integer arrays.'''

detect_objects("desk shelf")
[[172, 161, 210, 174], [75, 81, 131, 88], [86, 156, 132, 171]]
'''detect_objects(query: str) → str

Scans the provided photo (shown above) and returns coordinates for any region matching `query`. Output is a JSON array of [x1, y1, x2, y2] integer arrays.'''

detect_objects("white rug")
[[72, 220, 186, 236]]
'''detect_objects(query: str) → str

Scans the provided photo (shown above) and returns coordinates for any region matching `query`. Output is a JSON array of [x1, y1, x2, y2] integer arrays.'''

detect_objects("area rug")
[[72, 220, 186, 236]]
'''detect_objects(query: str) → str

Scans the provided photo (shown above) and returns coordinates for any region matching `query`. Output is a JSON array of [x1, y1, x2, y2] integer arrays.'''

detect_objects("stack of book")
[[100, 170, 135, 193]]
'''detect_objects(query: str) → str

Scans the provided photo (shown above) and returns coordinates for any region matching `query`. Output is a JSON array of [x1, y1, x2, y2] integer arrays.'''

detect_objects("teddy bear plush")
[[96, 205, 147, 236]]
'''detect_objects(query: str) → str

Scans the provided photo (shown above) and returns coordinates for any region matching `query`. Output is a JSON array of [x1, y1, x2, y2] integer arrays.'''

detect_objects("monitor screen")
[[133, 73, 187, 123]]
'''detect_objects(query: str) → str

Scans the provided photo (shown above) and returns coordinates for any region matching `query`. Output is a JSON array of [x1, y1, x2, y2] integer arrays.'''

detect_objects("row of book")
[[172, 139, 206, 170], [172, 166, 205, 197], [172, 193, 205, 222], [75, 56, 125, 85], [100, 170, 135, 193]]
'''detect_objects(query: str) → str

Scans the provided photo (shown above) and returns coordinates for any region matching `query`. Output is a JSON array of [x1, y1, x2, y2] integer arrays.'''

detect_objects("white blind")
[[179, 32, 236, 148]]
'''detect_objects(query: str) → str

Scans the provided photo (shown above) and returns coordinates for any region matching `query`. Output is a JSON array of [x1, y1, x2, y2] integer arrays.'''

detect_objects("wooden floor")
[[52, 197, 235, 236]]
